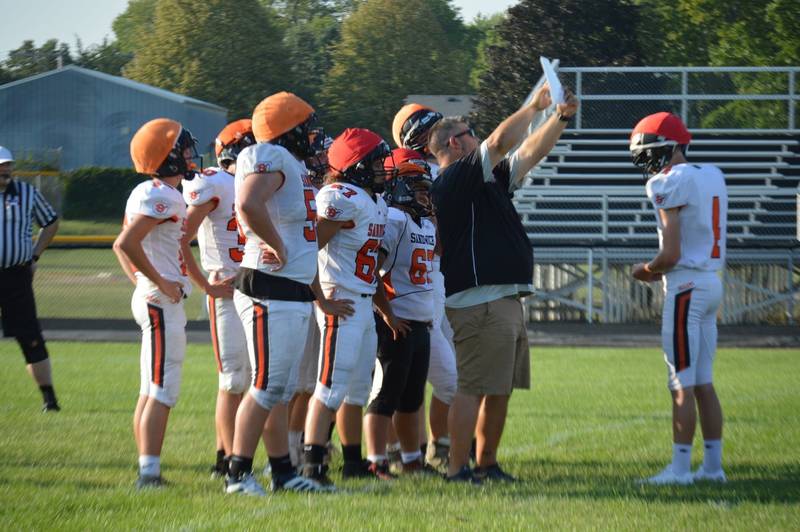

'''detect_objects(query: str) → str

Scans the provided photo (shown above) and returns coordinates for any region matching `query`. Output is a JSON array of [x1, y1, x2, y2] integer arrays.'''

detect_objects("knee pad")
[[219, 369, 249, 394], [17, 334, 48, 364]]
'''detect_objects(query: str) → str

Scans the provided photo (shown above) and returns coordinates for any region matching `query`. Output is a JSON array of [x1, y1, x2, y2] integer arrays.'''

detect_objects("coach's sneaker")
[[445, 465, 483, 485], [640, 465, 694, 486], [303, 464, 337, 492], [135, 474, 165, 490], [693, 466, 727, 483], [272, 472, 334, 493], [425, 440, 450, 472], [225, 473, 267, 496], [473, 463, 518, 483]]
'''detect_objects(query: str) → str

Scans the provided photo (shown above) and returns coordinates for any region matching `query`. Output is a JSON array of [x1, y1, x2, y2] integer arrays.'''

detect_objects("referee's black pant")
[[0, 263, 49, 363]]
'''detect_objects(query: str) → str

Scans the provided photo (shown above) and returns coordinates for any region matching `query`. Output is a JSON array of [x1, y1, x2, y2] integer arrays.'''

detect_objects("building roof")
[[404, 95, 475, 118], [0, 65, 226, 113]]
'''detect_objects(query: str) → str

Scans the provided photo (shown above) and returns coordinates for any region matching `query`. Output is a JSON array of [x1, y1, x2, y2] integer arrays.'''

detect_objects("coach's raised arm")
[[427, 85, 578, 483]]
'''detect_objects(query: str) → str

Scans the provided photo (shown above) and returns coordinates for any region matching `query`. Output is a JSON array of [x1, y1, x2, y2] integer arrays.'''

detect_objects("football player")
[[301, 128, 408, 487], [630, 112, 728, 485], [182, 119, 254, 477], [365, 148, 437, 474], [392, 104, 456, 469], [224, 92, 348, 495], [114, 119, 230, 488]]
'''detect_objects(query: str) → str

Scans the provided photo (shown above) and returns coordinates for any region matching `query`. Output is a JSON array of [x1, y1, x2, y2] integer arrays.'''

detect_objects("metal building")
[[0, 65, 227, 170]]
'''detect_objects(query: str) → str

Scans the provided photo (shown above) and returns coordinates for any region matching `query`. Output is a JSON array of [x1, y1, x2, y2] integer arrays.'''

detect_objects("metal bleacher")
[[513, 66, 799, 324]]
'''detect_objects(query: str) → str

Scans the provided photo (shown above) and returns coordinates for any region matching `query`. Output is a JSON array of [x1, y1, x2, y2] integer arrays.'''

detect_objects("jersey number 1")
[[711, 196, 721, 259]]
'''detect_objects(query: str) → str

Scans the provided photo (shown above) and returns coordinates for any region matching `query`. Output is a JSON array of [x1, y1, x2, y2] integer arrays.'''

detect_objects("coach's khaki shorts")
[[446, 296, 530, 396]]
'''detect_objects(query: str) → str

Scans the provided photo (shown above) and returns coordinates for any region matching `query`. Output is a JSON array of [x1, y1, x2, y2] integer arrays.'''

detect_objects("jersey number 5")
[[226, 216, 246, 263], [711, 196, 721, 259], [355, 238, 380, 284], [303, 189, 317, 242]]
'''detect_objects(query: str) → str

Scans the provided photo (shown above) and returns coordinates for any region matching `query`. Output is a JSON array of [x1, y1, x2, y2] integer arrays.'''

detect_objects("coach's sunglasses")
[[452, 127, 476, 141]]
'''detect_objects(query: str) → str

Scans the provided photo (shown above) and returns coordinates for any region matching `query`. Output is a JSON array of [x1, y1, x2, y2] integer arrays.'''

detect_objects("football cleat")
[[473, 463, 518, 483], [693, 466, 727, 483], [272, 472, 334, 493], [445, 465, 483, 485], [135, 474, 165, 490], [225, 473, 267, 496], [302, 464, 337, 492], [341, 459, 373, 479], [639, 464, 694, 486], [366, 460, 397, 481], [42, 402, 61, 412], [401, 458, 439, 476]]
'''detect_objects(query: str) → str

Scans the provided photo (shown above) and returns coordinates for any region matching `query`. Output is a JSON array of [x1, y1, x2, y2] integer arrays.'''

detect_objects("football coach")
[[428, 85, 577, 482], [0, 146, 61, 412]]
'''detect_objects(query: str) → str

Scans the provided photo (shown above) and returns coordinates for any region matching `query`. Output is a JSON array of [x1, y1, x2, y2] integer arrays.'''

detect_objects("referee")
[[0, 146, 61, 412]]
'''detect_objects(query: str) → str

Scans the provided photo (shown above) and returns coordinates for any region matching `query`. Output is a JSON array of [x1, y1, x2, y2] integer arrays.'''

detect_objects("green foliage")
[[73, 38, 132, 76], [61, 167, 146, 219], [2, 40, 73, 80], [472, 0, 642, 134], [320, 0, 472, 139], [124, 0, 290, 119], [112, 0, 157, 55], [468, 13, 506, 90]]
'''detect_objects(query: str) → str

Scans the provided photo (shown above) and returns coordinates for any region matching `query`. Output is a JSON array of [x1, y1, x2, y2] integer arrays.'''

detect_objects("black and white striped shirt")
[[0, 180, 58, 268]]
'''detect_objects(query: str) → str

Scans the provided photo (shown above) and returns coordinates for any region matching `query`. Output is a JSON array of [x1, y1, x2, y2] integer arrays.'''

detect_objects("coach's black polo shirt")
[[431, 143, 533, 298]]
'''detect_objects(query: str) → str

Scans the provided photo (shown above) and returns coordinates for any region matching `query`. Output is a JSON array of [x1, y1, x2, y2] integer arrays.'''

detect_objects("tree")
[[467, 13, 505, 90], [112, 0, 157, 55], [3, 40, 73, 80], [319, 0, 472, 139], [74, 38, 132, 76], [637, 0, 800, 129], [124, 0, 290, 119], [472, 0, 642, 133]]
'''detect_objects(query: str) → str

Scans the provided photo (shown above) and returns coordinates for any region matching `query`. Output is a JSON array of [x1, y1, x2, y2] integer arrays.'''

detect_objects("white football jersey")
[[317, 182, 388, 295], [646, 163, 728, 272], [235, 143, 318, 284], [182, 166, 243, 274], [125, 179, 191, 295], [380, 207, 435, 321]]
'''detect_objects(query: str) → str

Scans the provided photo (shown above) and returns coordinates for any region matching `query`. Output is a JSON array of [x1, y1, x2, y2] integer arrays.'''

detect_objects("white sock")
[[401, 450, 422, 464], [671, 443, 692, 475], [702, 439, 722, 472], [367, 454, 387, 464], [138, 455, 160, 477]]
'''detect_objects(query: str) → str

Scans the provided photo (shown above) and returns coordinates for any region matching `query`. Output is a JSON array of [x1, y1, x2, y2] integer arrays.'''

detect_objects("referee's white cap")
[[0, 146, 13, 164]]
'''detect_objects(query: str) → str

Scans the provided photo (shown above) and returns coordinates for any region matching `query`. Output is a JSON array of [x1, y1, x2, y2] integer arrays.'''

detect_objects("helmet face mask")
[[305, 128, 332, 188], [385, 172, 432, 217], [218, 134, 255, 169], [629, 113, 691, 178], [274, 114, 317, 159], [401, 109, 443, 153], [156, 127, 201, 180], [343, 140, 392, 192]]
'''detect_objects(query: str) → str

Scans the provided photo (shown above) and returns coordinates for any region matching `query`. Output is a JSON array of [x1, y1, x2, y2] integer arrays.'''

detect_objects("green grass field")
[[58, 219, 121, 236], [1, 343, 798, 529]]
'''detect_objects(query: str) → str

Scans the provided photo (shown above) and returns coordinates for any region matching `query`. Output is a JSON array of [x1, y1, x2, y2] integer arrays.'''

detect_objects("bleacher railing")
[[518, 65, 799, 325]]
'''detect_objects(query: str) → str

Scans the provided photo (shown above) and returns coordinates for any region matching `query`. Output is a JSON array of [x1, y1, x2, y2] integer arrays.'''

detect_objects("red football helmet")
[[629, 112, 691, 176]]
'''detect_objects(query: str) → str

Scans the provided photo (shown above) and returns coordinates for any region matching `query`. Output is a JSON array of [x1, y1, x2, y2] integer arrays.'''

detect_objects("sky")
[[0, 0, 518, 58]]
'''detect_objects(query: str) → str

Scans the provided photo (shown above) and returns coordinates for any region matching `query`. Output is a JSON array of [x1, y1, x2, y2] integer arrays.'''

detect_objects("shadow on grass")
[[497, 458, 800, 505]]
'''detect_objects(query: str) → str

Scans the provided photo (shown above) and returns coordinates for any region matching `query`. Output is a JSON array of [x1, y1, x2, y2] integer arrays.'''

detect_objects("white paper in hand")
[[539, 56, 565, 105]]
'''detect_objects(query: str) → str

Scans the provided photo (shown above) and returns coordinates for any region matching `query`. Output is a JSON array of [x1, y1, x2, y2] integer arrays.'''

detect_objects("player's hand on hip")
[[206, 279, 234, 299], [317, 294, 355, 318], [631, 262, 662, 283], [386, 315, 411, 340], [160, 280, 184, 304], [259, 241, 287, 272]]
